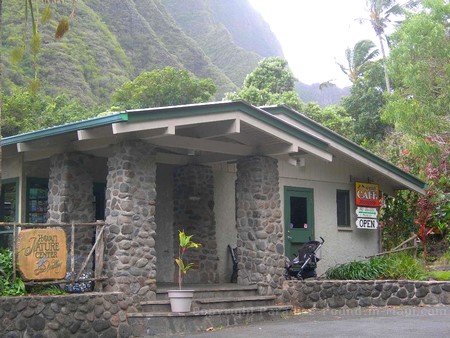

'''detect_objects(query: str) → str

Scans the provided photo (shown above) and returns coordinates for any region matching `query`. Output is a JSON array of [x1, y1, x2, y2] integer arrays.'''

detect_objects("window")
[[27, 178, 49, 223], [336, 189, 350, 227], [0, 179, 19, 248]]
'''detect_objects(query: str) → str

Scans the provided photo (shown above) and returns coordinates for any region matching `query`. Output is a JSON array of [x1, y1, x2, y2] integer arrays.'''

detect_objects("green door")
[[284, 187, 315, 258]]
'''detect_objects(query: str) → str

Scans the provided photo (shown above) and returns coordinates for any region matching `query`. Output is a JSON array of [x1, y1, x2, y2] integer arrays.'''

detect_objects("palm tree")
[[337, 39, 379, 84], [360, 0, 417, 92]]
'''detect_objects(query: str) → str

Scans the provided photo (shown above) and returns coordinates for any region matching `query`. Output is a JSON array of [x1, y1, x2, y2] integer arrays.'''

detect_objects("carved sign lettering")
[[16, 228, 67, 281]]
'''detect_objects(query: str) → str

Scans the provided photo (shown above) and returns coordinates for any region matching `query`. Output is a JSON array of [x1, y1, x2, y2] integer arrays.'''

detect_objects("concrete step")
[[155, 284, 258, 300], [127, 305, 293, 337], [140, 295, 277, 312]]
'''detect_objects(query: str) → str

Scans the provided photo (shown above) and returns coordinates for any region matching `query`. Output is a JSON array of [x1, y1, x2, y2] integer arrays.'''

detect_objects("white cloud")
[[249, 0, 378, 88]]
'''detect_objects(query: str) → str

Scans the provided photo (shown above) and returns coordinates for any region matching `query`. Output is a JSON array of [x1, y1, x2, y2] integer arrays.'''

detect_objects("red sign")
[[355, 182, 380, 207]]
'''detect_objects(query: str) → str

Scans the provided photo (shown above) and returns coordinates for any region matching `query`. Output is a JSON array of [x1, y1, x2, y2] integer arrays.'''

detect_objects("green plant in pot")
[[168, 230, 201, 312]]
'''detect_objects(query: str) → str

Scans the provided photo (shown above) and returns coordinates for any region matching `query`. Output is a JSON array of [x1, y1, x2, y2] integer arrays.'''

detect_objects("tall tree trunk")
[[378, 34, 391, 93]]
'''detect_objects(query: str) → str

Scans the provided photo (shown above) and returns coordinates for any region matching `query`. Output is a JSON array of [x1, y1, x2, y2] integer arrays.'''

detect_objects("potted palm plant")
[[167, 230, 201, 312]]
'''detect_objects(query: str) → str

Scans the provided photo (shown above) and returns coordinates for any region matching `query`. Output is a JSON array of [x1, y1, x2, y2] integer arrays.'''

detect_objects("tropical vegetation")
[[0, 0, 449, 270]]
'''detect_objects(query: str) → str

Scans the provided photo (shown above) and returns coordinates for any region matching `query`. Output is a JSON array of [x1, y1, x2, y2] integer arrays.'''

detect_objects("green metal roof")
[[0, 100, 426, 191], [1, 112, 126, 147], [263, 104, 427, 190]]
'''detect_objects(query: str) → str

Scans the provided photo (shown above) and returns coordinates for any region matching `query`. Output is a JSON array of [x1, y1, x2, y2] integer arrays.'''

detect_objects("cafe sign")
[[355, 182, 380, 207], [16, 228, 67, 281]]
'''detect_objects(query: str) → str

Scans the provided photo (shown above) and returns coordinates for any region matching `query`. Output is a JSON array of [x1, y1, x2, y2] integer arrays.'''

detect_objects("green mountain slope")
[[1, 0, 282, 106], [1, 0, 343, 108]]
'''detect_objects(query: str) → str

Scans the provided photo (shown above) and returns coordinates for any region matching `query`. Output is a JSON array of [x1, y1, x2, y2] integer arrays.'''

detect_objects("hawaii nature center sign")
[[16, 228, 67, 280]]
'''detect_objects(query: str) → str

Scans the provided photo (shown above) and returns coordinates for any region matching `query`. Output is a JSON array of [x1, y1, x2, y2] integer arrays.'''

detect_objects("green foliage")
[[384, 0, 450, 138], [176, 230, 201, 290], [325, 256, 387, 280], [342, 60, 389, 145], [337, 39, 379, 83], [429, 271, 450, 281], [325, 252, 427, 280], [382, 252, 427, 280], [243, 57, 296, 94], [303, 103, 355, 140], [27, 285, 66, 295], [380, 191, 417, 251], [225, 57, 304, 111], [111, 67, 216, 110], [2, 89, 96, 137], [0, 249, 26, 297]]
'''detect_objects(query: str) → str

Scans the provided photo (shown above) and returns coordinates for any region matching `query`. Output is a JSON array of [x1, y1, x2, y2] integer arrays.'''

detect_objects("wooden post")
[[71, 222, 75, 282], [13, 223, 17, 281], [94, 222, 105, 292], [76, 225, 105, 280]]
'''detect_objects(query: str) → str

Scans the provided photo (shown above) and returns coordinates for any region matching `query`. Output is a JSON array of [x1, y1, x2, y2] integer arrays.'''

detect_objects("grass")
[[325, 252, 428, 280], [428, 271, 450, 281]]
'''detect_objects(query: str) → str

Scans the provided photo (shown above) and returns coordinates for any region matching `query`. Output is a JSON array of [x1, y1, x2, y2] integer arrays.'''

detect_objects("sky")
[[248, 0, 378, 88]]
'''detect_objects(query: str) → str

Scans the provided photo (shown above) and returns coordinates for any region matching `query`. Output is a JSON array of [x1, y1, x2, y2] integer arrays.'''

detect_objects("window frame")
[[336, 189, 351, 227], [0, 178, 20, 223]]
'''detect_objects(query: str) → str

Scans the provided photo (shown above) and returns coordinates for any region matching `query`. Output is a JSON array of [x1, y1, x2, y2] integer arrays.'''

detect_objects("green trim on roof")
[[1, 113, 126, 146], [263, 105, 426, 189], [126, 101, 329, 151]]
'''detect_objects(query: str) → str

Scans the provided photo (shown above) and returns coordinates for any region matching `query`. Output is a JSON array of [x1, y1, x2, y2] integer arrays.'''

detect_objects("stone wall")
[[281, 280, 450, 309], [47, 153, 96, 272], [48, 153, 96, 224], [173, 165, 219, 284], [103, 141, 157, 303], [0, 292, 132, 337], [235, 156, 285, 295]]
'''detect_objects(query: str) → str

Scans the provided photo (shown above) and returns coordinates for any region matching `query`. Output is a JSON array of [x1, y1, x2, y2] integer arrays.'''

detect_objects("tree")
[[111, 67, 216, 110], [360, 0, 416, 92], [225, 57, 304, 111], [0, 0, 76, 194], [383, 0, 450, 162], [2, 89, 94, 137], [342, 60, 389, 146], [303, 103, 355, 140], [337, 40, 379, 84], [379, 0, 450, 253]]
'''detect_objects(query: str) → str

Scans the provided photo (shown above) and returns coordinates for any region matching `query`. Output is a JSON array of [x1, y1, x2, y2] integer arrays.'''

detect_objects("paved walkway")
[[181, 306, 450, 338]]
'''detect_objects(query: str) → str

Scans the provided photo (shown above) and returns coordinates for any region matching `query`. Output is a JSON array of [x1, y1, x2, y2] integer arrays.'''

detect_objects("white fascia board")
[[112, 112, 240, 135]]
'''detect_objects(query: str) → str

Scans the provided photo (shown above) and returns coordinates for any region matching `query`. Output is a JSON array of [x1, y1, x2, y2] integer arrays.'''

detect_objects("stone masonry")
[[0, 292, 133, 337], [47, 152, 96, 272], [103, 141, 157, 304], [173, 165, 219, 284], [281, 280, 450, 309], [235, 156, 285, 295]]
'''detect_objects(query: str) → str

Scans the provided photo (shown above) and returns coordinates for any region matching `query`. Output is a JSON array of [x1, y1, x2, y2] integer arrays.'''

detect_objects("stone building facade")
[[1, 101, 427, 303]]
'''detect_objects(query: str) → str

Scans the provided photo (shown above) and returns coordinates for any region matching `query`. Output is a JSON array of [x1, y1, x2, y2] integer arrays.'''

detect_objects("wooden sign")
[[16, 228, 67, 281], [355, 182, 380, 207]]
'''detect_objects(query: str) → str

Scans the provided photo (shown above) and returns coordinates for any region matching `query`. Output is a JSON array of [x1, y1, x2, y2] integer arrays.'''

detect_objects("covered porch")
[[1, 101, 426, 305], [2, 101, 334, 303]]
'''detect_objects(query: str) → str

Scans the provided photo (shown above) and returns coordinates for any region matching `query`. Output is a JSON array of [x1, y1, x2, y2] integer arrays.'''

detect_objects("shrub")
[[325, 252, 427, 280], [0, 248, 26, 296]]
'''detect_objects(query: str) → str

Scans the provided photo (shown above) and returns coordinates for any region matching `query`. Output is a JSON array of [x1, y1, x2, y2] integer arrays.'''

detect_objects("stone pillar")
[[173, 165, 218, 284], [235, 156, 285, 295], [48, 153, 96, 223], [47, 153, 96, 271], [103, 141, 157, 304]]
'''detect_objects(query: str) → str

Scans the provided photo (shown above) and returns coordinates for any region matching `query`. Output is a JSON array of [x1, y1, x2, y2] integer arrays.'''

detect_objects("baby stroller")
[[284, 237, 324, 280]]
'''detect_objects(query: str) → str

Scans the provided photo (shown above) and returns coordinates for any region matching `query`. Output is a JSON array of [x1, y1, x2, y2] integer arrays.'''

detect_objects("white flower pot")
[[167, 289, 194, 313]]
